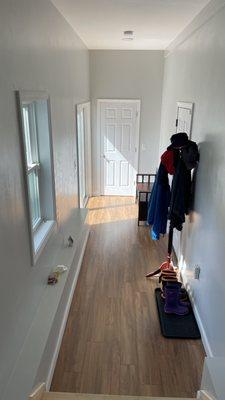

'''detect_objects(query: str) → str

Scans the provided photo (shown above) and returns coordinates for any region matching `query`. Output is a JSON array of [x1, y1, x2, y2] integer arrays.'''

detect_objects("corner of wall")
[[165, 0, 225, 57]]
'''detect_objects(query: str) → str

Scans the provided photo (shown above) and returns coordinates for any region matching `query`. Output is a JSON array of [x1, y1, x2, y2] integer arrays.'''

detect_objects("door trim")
[[76, 101, 92, 207], [97, 99, 141, 196], [176, 101, 194, 138]]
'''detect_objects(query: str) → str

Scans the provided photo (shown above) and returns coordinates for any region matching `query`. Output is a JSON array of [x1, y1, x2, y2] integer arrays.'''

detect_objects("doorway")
[[98, 99, 140, 196], [76, 102, 92, 208]]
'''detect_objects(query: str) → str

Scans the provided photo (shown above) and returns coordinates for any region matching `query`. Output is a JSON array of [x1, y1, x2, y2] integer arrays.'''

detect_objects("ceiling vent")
[[123, 30, 134, 41]]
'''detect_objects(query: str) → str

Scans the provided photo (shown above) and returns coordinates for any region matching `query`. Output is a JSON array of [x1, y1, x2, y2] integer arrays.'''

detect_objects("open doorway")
[[76, 102, 92, 208], [98, 99, 140, 196]]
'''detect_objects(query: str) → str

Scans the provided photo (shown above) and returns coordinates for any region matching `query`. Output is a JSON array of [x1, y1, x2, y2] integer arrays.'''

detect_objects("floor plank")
[[45, 393, 195, 400], [51, 196, 205, 398]]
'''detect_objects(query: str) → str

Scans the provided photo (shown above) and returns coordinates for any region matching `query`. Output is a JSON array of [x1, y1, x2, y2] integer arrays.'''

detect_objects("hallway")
[[51, 197, 205, 398]]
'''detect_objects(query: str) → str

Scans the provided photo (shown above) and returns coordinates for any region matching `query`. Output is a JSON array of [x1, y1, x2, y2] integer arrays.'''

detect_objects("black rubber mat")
[[155, 288, 201, 339]]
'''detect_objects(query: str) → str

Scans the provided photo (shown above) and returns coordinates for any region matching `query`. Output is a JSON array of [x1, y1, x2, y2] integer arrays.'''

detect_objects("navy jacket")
[[147, 163, 171, 240]]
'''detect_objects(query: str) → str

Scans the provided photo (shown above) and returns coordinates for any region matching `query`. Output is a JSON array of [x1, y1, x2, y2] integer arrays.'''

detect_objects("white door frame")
[[97, 99, 141, 196], [76, 101, 92, 207], [176, 101, 194, 137]]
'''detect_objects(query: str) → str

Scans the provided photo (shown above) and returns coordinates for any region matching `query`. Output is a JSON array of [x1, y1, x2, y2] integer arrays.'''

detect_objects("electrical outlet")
[[63, 235, 74, 247], [194, 265, 201, 279]]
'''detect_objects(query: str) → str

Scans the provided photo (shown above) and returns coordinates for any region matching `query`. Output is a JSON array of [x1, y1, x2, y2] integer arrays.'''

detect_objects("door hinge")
[[175, 118, 178, 127]]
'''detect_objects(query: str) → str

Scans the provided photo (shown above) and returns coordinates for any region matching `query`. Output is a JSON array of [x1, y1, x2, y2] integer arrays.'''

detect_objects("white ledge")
[[2, 208, 89, 400]]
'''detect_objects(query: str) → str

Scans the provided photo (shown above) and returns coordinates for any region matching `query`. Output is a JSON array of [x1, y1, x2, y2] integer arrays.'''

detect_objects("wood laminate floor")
[[51, 196, 205, 398]]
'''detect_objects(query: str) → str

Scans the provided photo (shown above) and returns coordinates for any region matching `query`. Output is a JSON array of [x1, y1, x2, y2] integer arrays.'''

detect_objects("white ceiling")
[[51, 0, 210, 50]]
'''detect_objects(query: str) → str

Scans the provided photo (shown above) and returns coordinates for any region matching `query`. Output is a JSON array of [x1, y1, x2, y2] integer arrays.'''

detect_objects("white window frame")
[[22, 103, 42, 231], [16, 90, 57, 265]]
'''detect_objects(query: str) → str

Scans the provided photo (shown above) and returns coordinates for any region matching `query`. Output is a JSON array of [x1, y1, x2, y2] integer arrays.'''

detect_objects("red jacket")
[[161, 150, 175, 175]]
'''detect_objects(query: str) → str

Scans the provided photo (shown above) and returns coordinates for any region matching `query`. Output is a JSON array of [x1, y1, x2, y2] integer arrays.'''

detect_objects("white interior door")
[[176, 102, 193, 136], [173, 101, 194, 259], [77, 102, 92, 207], [99, 100, 140, 196]]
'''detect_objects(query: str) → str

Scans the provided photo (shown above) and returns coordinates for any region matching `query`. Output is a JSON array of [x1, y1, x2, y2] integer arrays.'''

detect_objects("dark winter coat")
[[169, 157, 192, 230]]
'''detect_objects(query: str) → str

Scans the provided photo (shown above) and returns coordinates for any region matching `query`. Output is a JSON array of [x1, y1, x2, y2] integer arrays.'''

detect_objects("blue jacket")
[[147, 164, 171, 240]]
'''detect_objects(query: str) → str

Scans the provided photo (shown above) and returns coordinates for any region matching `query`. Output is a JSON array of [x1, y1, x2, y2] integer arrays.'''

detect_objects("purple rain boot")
[[162, 281, 190, 306], [164, 284, 189, 315]]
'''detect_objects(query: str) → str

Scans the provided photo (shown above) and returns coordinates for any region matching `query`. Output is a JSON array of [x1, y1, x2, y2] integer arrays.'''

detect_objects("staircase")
[[29, 383, 216, 400]]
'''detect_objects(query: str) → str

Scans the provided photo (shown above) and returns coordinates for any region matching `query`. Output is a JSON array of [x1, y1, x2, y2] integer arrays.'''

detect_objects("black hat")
[[168, 132, 189, 149]]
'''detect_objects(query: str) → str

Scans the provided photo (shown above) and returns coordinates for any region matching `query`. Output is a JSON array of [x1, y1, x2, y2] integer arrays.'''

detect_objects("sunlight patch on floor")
[[87, 196, 138, 225]]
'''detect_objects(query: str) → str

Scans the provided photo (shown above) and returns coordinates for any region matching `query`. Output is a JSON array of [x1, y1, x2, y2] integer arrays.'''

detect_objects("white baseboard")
[[46, 227, 90, 390], [180, 270, 213, 357], [197, 389, 217, 400], [191, 301, 213, 358]]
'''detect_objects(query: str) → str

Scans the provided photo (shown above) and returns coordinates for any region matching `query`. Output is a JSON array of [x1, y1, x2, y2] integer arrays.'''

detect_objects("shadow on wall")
[[179, 134, 225, 281]]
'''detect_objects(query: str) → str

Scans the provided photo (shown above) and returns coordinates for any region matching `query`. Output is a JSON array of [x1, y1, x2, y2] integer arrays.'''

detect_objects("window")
[[22, 104, 42, 230], [17, 91, 56, 265]]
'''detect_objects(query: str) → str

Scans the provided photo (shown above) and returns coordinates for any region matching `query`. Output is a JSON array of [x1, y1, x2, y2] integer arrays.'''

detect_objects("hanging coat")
[[147, 163, 171, 240], [148, 136, 199, 239], [168, 141, 199, 230], [169, 157, 192, 230]]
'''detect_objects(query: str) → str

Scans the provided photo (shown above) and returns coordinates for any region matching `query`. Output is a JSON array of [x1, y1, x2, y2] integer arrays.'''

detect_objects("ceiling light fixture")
[[122, 30, 134, 41]]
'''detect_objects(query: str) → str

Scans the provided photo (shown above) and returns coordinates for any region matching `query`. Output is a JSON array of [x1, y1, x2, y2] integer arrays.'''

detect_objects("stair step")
[[43, 392, 195, 400]]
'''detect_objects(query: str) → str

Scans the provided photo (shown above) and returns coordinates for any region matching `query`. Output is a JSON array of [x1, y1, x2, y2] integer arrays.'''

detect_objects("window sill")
[[33, 220, 56, 264]]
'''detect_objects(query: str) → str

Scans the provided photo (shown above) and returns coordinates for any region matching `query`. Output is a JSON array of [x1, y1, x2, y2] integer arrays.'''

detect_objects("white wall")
[[159, 0, 225, 357], [0, 0, 89, 398], [90, 50, 164, 194], [201, 357, 225, 400]]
